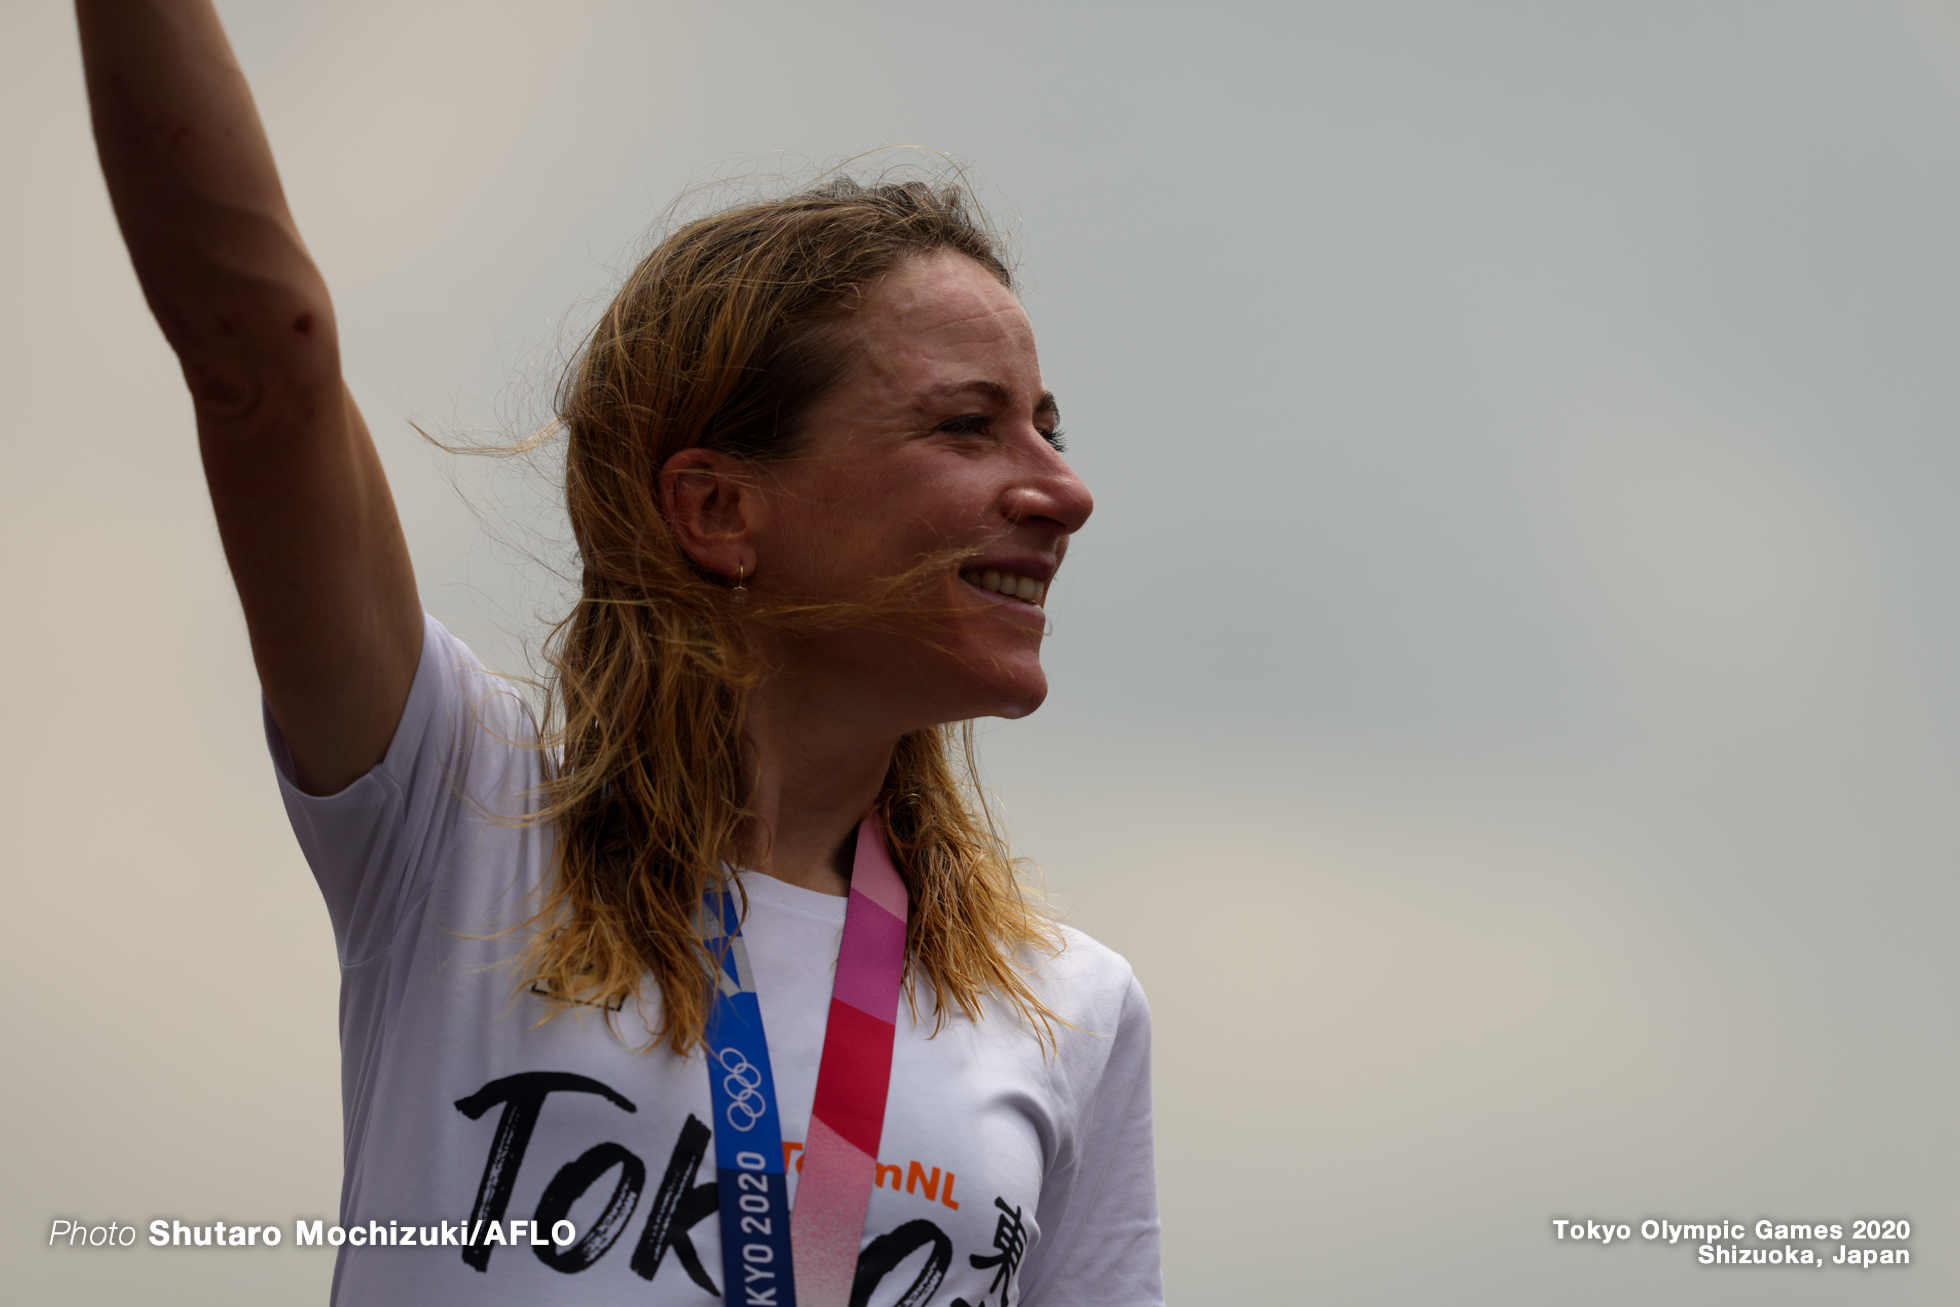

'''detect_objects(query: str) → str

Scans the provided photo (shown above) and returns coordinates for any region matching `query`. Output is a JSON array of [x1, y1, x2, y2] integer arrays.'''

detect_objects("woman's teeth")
[[961, 568, 1048, 606]]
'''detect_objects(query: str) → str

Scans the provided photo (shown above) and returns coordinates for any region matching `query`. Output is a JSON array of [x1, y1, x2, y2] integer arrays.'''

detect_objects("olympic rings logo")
[[717, 1047, 769, 1132]]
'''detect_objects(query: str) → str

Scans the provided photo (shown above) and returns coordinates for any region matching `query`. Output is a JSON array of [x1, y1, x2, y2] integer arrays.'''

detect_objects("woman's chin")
[[960, 669, 1050, 722]]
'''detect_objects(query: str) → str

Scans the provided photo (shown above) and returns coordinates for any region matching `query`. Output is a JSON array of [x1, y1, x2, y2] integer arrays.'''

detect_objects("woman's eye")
[[936, 414, 1065, 452]]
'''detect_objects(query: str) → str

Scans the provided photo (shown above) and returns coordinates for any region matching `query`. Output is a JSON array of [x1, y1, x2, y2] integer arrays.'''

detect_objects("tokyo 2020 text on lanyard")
[[701, 812, 910, 1307]]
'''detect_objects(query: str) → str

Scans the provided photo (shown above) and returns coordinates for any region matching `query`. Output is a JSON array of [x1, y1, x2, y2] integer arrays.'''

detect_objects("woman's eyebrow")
[[917, 381, 1061, 417], [919, 380, 1011, 407]]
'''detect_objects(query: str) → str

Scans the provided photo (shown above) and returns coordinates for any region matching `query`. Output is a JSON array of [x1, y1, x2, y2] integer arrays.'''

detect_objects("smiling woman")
[[77, 2, 1157, 1305], [531, 193, 1095, 1052]]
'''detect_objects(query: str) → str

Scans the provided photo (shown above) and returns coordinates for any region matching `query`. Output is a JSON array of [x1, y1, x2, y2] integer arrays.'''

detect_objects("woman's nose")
[[1009, 451, 1094, 536]]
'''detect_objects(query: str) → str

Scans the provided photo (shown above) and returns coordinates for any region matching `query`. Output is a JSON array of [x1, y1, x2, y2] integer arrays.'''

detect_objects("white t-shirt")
[[268, 615, 1162, 1306]]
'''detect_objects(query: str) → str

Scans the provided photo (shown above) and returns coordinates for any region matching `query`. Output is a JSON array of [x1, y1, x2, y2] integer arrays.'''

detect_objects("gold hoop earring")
[[730, 562, 750, 605]]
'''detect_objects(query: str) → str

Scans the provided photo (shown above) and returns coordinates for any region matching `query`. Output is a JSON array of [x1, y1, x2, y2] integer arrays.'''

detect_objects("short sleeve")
[[262, 613, 541, 967]]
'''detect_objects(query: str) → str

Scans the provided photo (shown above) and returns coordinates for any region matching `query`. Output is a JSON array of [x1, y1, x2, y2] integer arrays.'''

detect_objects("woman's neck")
[[740, 674, 899, 896]]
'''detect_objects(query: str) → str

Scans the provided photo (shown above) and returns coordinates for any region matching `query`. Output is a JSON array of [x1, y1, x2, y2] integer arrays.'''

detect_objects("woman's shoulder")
[[419, 614, 539, 737], [1019, 921, 1149, 1035], [355, 612, 544, 798]]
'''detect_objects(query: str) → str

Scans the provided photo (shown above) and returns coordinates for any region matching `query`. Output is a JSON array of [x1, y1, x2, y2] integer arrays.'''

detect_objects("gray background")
[[4, 1, 1955, 1302]]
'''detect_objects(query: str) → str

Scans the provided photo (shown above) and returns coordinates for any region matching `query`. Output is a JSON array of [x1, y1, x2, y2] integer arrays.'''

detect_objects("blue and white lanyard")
[[701, 887, 798, 1307]]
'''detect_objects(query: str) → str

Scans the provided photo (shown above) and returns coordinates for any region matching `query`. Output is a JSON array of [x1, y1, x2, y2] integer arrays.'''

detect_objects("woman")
[[80, 3, 1160, 1304]]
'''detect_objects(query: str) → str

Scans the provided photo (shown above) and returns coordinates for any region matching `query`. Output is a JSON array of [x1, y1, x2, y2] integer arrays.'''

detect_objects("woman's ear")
[[659, 447, 761, 580]]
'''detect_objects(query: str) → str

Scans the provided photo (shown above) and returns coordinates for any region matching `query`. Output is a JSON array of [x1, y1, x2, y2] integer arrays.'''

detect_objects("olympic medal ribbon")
[[703, 886, 798, 1307], [789, 813, 909, 1307]]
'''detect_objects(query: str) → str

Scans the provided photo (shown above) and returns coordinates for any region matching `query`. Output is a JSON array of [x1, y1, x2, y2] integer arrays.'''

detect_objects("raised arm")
[[79, 0, 422, 795]]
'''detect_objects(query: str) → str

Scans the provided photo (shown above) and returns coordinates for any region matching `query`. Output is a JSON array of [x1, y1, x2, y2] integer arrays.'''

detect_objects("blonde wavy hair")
[[520, 177, 1058, 1055]]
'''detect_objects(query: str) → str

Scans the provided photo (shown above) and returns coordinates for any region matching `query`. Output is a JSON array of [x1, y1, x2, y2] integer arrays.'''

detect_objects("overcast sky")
[[5, 2, 1958, 1303]]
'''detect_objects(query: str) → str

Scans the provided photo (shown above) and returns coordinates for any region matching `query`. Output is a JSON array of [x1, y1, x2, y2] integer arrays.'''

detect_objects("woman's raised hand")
[[79, 0, 422, 795]]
